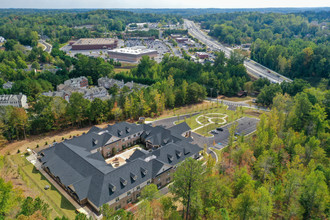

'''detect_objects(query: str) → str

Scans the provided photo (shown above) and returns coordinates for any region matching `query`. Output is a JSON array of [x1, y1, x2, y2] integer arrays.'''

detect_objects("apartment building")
[[39, 122, 201, 213], [0, 94, 28, 108]]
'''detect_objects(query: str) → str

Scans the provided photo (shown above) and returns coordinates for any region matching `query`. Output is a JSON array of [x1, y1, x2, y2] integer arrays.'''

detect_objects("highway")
[[184, 19, 292, 83]]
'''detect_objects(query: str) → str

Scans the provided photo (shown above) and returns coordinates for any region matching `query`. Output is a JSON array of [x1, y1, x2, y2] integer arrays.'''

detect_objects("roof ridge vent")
[[144, 155, 156, 162]]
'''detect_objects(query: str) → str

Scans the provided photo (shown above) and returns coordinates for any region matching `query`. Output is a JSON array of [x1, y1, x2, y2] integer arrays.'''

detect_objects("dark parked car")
[[216, 127, 223, 131], [211, 130, 219, 134]]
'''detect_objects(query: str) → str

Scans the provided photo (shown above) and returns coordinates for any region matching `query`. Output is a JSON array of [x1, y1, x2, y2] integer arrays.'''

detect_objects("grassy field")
[[114, 68, 129, 74], [11, 155, 77, 219], [37, 42, 46, 50], [175, 104, 246, 137]]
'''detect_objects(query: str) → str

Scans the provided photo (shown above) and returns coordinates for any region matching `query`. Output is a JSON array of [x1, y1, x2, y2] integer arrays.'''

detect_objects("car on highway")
[[216, 127, 223, 131], [211, 130, 219, 134]]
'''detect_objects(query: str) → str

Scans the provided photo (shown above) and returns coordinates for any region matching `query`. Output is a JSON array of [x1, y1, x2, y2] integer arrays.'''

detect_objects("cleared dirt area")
[[146, 101, 215, 122], [0, 123, 111, 156], [244, 109, 263, 117], [218, 95, 253, 102], [1, 102, 214, 157], [0, 155, 37, 198]]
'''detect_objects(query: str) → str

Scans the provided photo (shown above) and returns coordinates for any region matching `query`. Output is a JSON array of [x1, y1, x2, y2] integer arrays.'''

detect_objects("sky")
[[1, 0, 329, 9]]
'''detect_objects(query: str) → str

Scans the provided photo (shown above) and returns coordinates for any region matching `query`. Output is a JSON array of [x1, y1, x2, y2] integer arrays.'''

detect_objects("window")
[[128, 137, 131, 140], [157, 183, 162, 189], [127, 191, 131, 196], [166, 177, 171, 183], [115, 205, 121, 210], [167, 172, 170, 176], [134, 134, 136, 137], [137, 186, 140, 190], [136, 193, 140, 198], [158, 178, 161, 181], [127, 198, 132, 204], [116, 197, 119, 202], [147, 181, 151, 185]]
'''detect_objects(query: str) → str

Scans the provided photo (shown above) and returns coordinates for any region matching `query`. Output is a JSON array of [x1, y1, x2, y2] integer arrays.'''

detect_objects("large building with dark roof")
[[71, 38, 118, 50], [39, 122, 201, 212]]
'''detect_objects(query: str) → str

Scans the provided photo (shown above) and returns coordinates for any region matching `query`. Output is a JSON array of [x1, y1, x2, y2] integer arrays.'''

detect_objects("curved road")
[[184, 19, 292, 84], [38, 40, 52, 53]]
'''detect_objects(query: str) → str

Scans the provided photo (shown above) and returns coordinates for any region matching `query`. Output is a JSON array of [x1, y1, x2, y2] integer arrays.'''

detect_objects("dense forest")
[[119, 86, 329, 220], [0, 9, 182, 44], [0, 45, 250, 141], [0, 9, 329, 220], [192, 12, 330, 79]]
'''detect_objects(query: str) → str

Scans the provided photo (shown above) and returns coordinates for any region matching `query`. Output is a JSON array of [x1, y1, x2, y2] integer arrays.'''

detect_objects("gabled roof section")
[[152, 159, 172, 177], [104, 122, 143, 138], [141, 124, 175, 146], [127, 149, 149, 162], [168, 122, 191, 135], [151, 141, 201, 166]]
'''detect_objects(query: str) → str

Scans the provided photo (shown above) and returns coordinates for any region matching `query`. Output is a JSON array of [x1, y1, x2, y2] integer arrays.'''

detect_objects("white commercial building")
[[108, 46, 158, 63]]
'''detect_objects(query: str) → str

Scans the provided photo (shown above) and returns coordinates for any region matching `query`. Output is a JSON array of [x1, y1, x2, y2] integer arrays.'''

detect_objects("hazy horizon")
[[1, 0, 329, 9]]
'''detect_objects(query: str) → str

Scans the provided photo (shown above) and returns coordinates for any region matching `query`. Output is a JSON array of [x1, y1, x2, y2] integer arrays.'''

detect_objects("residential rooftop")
[[73, 38, 117, 46], [39, 121, 201, 211]]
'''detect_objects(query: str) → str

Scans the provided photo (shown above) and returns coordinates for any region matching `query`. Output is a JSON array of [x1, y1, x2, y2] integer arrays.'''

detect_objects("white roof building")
[[0, 94, 28, 108], [108, 46, 158, 63], [63, 76, 88, 89]]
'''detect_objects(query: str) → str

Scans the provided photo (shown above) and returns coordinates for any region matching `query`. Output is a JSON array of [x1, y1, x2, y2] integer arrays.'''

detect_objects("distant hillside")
[[118, 7, 330, 16]]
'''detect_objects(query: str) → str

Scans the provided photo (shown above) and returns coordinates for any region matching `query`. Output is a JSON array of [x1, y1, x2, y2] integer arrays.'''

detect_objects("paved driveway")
[[150, 113, 199, 128]]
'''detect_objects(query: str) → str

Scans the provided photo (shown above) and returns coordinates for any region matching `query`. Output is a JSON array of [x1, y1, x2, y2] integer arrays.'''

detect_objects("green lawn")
[[12, 155, 77, 219], [175, 104, 245, 136]]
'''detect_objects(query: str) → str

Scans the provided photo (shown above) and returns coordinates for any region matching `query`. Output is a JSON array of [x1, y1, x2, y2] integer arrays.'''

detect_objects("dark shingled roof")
[[40, 122, 201, 209], [168, 122, 191, 135]]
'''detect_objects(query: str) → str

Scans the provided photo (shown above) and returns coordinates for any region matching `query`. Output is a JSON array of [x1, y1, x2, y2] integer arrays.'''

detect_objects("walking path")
[[192, 113, 227, 132]]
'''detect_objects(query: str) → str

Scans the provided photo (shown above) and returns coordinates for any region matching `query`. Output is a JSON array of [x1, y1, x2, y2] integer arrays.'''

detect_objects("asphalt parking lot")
[[191, 117, 259, 149]]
